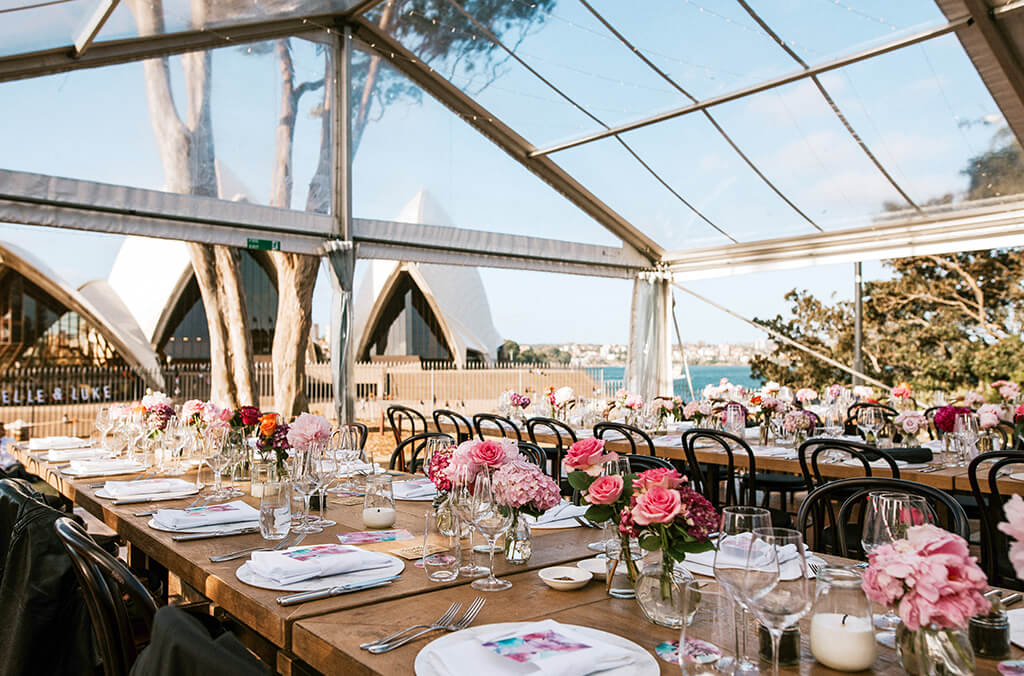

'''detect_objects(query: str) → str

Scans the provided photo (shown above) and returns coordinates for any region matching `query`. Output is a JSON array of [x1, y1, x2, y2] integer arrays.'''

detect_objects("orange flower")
[[750, 394, 763, 406], [259, 413, 277, 437]]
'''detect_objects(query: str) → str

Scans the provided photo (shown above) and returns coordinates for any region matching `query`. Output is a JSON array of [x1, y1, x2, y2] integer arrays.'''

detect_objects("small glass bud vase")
[[502, 510, 532, 564], [896, 623, 974, 676], [809, 566, 877, 671]]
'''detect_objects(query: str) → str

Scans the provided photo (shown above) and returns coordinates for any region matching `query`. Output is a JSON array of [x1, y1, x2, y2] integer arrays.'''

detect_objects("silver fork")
[[808, 560, 825, 577], [209, 532, 305, 563], [359, 602, 462, 650], [369, 597, 486, 654]]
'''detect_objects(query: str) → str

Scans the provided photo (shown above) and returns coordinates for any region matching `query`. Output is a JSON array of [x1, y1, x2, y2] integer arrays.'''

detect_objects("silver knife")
[[172, 527, 260, 541], [275, 576, 401, 606]]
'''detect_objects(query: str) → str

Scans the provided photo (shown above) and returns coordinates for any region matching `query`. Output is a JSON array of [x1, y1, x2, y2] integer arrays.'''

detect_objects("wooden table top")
[[293, 565, 1022, 675]]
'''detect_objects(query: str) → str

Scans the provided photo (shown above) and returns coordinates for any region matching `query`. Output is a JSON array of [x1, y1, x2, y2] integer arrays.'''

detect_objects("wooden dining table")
[[10, 442, 1023, 675]]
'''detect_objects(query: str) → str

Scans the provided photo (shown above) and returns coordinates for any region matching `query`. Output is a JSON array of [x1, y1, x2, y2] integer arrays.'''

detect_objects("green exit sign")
[[246, 238, 281, 251]]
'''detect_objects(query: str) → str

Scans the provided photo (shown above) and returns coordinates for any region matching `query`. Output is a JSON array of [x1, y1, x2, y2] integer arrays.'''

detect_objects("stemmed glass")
[[714, 506, 772, 675], [220, 435, 246, 499], [861, 492, 935, 642], [468, 470, 512, 592], [290, 442, 324, 534], [591, 457, 631, 553], [311, 443, 338, 528], [822, 405, 843, 438], [953, 414, 979, 466], [743, 528, 812, 676], [203, 426, 232, 499], [449, 465, 488, 578], [94, 407, 113, 449], [857, 408, 883, 444], [724, 404, 745, 438]]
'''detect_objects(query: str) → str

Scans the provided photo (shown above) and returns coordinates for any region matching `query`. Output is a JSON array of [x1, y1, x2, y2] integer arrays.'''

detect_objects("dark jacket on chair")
[[0, 478, 96, 676]]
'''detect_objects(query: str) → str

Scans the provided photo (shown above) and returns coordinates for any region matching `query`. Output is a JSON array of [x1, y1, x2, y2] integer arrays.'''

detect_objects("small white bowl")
[[539, 566, 592, 591], [576, 558, 607, 580]]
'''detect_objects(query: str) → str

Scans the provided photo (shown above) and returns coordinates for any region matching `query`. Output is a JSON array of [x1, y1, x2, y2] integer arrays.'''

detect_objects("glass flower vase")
[[896, 623, 975, 676], [503, 510, 532, 564], [634, 552, 694, 628], [433, 494, 458, 537], [250, 459, 277, 497]]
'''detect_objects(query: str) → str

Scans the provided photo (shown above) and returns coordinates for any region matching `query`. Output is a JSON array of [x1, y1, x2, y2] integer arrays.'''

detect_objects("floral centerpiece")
[[492, 459, 560, 563], [961, 390, 985, 408], [140, 390, 174, 437], [853, 385, 875, 400], [893, 411, 927, 445], [507, 391, 531, 422], [782, 409, 816, 444], [795, 388, 817, 406], [891, 382, 913, 410], [991, 380, 1020, 402], [751, 394, 786, 445], [934, 405, 971, 435], [862, 524, 989, 674], [1014, 404, 1024, 449], [548, 386, 575, 420], [825, 383, 847, 402], [652, 397, 681, 427], [977, 403, 1002, 430], [180, 399, 205, 429], [255, 413, 291, 475], [998, 493, 1024, 580], [682, 400, 714, 427]]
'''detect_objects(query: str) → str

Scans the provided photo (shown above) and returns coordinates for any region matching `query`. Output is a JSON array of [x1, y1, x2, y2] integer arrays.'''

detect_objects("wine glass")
[[94, 407, 113, 449], [857, 407, 883, 443], [203, 426, 232, 499], [587, 456, 631, 553], [449, 465, 488, 578], [822, 405, 843, 438], [725, 404, 745, 438], [953, 414, 979, 466], [220, 434, 246, 499], [311, 443, 338, 528], [861, 492, 935, 641], [743, 528, 811, 676], [468, 470, 512, 592], [289, 443, 324, 534], [714, 506, 772, 675]]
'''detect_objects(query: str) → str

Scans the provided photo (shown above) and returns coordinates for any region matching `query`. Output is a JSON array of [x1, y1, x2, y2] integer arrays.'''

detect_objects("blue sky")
[[0, 0, 1008, 345]]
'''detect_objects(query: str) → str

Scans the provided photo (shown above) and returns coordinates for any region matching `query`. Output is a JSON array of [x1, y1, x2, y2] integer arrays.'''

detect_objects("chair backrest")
[[472, 413, 522, 442], [335, 423, 368, 450], [922, 406, 944, 440], [526, 417, 579, 485], [388, 432, 454, 472], [593, 422, 655, 456], [968, 451, 1024, 590], [622, 454, 673, 473], [54, 517, 158, 676], [386, 405, 428, 446], [993, 422, 1016, 450], [844, 402, 897, 437], [796, 477, 970, 558], [681, 428, 756, 507], [797, 438, 900, 490], [433, 409, 473, 443], [517, 441, 545, 468]]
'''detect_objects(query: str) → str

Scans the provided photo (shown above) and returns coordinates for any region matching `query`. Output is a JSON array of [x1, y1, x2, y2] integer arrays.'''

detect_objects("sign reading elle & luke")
[[0, 385, 113, 406]]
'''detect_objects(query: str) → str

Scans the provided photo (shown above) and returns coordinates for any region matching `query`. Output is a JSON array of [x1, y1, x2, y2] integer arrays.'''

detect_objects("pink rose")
[[563, 438, 617, 476], [468, 439, 516, 468], [586, 475, 623, 505], [631, 486, 682, 525], [633, 467, 685, 493]]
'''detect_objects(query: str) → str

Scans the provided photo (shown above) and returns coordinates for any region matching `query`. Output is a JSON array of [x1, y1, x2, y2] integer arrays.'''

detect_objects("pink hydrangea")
[[862, 524, 989, 631], [286, 412, 331, 451], [491, 460, 560, 512], [998, 493, 1024, 581]]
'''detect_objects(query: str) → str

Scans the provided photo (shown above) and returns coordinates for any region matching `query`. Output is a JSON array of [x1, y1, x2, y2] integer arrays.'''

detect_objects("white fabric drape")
[[325, 241, 355, 424], [625, 274, 672, 401]]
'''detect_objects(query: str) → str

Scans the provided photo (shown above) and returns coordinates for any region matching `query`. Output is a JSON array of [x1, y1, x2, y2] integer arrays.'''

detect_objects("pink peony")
[[962, 391, 985, 407], [998, 493, 1024, 580], [181, 399, 203, 420], [795, 388, 817, 403], [585, 475, 623, 505], [862, 524, 990, 631], [826, 384, 845, 400], [141, 390, 172, 410], [563, 438, 617, 477], [631, 486, 682, 525], [201, 402, 223, 425], [934, 405, 971, 434], [633, 467, 685, 493], [977, 403, 1002, 430], [683, 401, 701, 420], [286, 412, 331, 451], [992, 380, 1021, 401], [624, 394, 644, 410], [891, 383, 912, 399], [894, 411, 926, 435], [853, 385, 874, 400]]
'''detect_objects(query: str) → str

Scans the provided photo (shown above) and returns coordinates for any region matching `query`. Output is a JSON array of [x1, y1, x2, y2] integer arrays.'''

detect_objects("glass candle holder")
[[363, 474, 396, 529]]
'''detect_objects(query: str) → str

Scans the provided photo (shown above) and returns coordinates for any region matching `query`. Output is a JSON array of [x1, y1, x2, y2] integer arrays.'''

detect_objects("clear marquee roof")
[[4, 0, 1024, 282]]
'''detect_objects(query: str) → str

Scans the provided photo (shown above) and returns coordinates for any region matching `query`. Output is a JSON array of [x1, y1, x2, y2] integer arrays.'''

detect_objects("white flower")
[[140, 390, 171, 409], [853, 385, 874, 399], [553, 386, 575, 406]]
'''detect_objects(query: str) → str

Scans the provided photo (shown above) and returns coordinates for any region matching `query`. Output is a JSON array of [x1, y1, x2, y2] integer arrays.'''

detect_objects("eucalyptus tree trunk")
[[131, 0, 256, 407]]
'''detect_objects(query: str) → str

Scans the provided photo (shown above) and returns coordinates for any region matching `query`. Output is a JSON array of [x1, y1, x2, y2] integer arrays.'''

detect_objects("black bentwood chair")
[[968, 451, 1024, 590], [796, 477, 970, 559], [433, 409, 474, 444], [336, 422, 368, 450], [386, 405, 429, 446], [388, 432, 454, 473], [472, 413, 523, 442], [798, 437, 901, 490], [54, 517, 159, 676], [593, 421, 656, 456], [517, 441, 546, 468], [526, 416, 579, 487]]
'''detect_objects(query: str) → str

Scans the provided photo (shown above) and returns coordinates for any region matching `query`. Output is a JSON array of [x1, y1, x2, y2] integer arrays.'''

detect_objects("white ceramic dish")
[[538, 566, 592, 591], [235, 550, 405, 591], [414, 622, 658, 675], [576, 558, 607, 580]]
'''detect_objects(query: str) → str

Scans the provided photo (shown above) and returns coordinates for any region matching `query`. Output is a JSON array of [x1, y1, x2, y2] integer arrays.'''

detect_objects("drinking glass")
[[714, 506, 772, 675], [822, 405, 843, 438], [857, 408, 883, 443], [423, 510, 461, 581], [290, 444, 324, 534], [328, 427, 360, 494], [861, 491, 934, 640], [953, 414, 979, 466], [449, 465, 488, 577], [725, 404, 745, 438], [94, 407, 113, 448], [363, 474, 396, 529], [312, 442, 338, 528], [204, 426, 231, 499], [679, 579, 738, 675], [259, 480, 292, 540], [588, 457, 631, 553], [469, 470, 512, 592], [744, 528, 811, 676]]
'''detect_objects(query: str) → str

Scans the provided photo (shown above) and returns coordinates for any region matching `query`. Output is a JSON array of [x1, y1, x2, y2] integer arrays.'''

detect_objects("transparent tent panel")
[[0, 35, 331, 214], [350, 47, 621, 247], [824, 33, 1018, 208], [0, 0, 105, 58], [707, 77, 909, 231]]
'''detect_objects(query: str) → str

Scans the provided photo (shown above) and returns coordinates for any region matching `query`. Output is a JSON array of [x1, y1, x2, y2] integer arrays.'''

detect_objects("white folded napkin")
[[393, 478, 437, 499], [840, 458, 908, 468], [428, 620, 636, 676], [30, 436, 89, 451], [68, 458, 144, 475], [680, 534, 809, 581], [102, 478, 196, 498], [249, 544, 393, 585], [153, 500, 259, 531], [1010, 608, 1024, 649], [523, 503, 589, 530], [752, 446, 794, 458], [45, 447, 106, 462], [652, 435, 682, 447]]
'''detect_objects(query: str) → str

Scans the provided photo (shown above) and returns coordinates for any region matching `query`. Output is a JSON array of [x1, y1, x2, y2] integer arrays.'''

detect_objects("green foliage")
[[567, 470, 594, 493], [583, 504, 614, 524]]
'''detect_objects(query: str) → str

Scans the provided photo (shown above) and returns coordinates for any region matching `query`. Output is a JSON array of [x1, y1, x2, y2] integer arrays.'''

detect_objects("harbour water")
[[588, 364, 761, 400]]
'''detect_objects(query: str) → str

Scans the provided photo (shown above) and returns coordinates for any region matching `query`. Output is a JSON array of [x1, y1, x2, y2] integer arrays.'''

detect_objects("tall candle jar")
[[809, 566, 877, 672], [363, 474, 396, 529]]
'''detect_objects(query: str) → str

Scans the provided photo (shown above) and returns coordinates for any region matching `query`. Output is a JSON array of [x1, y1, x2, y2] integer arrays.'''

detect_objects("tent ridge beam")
[[530, 14, 972, 158], [347, 17, 664, 262]]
